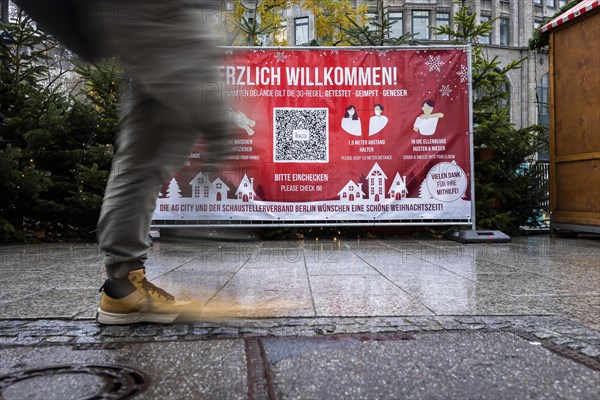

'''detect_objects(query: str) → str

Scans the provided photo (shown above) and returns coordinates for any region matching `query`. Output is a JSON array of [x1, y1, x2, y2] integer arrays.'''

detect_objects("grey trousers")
[[79, 1, 231, 277]]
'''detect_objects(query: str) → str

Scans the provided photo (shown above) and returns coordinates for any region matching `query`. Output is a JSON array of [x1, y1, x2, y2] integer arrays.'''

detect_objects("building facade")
[[285, 0, 561, 159]]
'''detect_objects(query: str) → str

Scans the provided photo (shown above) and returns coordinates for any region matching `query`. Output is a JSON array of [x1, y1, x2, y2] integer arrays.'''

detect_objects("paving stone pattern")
[[1, 316, 599, 368], [1, 237, 599, 327]]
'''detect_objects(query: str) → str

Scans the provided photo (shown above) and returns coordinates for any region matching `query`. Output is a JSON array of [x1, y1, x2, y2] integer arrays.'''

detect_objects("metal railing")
[[531, 161, 550, 212], [524, 160, 550, 229]]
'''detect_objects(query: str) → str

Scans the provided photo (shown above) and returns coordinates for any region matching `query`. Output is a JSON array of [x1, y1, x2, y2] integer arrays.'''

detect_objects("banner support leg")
[[447, 44, 511, 244]]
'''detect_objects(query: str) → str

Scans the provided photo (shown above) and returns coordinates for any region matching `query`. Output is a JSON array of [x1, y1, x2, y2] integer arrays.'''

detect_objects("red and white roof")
[[538, 0, 599, 33]]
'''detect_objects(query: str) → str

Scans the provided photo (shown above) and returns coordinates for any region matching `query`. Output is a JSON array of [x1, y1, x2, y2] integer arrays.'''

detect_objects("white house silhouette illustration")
[[367, 163, 387, 202], [236, 174, 256, 202], [388, 172, 408, 200], [189, 172, 238, 202], [211, 178, 230, 202], [338, 180, 365, 202], [190, 172, 211, 200]]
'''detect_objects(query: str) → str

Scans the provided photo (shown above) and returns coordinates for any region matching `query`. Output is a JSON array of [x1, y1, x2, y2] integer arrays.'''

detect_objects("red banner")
[[152, 47, 472, 224]]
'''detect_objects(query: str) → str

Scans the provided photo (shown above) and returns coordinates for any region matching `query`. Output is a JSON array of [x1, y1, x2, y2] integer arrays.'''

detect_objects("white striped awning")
[[538, 0, 599, 33]]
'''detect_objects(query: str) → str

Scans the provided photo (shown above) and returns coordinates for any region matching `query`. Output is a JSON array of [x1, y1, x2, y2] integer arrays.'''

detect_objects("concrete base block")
[[446, 229, 511, 243]]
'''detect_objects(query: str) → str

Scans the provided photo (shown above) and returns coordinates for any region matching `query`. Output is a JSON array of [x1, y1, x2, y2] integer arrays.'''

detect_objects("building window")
[[194, 187, 201, 198], [389, 12, 403, 38], [500, 17, 510, 45], [498, 68, 511, 110], [204, 187, 210, 198], [275, 21, 287, 45], [537, 73, 549, 121], [367, 13, 378, 32], [546, 0, 555, 8], [534, 0, 542, 5], [294, 16, 309, 46], [480, 15, 492, 44], [559, 0, 567, 6], [412, 10, 430, 40], [435, 12, 450, 40], [537, 74, 549, 160]]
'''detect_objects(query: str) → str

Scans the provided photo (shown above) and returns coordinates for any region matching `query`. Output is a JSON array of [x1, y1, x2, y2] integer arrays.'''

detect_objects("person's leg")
[[84, 0, 231, 276], [97, 88, 203, 278], [86, 1, 232, 323], [96, 86, 231, 323]]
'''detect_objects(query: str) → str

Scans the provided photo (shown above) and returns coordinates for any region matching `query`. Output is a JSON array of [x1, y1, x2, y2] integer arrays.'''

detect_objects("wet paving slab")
[[1, 236, 598, 325], [263, 332, 600, 400], [1, 340, 247, 400], [1, 235, 599, 398], [1, 318, 599, 399]]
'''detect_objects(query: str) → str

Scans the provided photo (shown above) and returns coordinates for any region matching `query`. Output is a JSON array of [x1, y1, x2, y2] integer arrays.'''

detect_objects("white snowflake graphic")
[[425, 55, 445, 72], [439, 85, 452, 97], [456, 65, 469, 83], [377, 50, 389, 57], [330, 49, 339, 55], [275, 52, 288, 62]]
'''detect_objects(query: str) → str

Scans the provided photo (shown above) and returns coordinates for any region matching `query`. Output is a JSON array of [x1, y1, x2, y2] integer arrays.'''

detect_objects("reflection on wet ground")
[[1, 235, 598, 330]]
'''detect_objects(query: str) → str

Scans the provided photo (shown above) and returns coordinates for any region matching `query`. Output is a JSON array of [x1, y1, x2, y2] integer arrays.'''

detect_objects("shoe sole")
[[97, 308, 179, 325]]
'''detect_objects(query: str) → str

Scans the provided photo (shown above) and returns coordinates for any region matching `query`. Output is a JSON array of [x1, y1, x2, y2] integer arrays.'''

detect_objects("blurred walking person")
[[14, 0, 232, 324]]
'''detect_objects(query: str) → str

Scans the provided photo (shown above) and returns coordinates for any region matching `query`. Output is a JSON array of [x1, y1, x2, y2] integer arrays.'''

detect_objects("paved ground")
[[1, 234, 599, 399]]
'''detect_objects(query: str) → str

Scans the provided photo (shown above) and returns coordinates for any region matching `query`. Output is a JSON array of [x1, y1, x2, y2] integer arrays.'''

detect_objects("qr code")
[[273, 108, 329, 163]]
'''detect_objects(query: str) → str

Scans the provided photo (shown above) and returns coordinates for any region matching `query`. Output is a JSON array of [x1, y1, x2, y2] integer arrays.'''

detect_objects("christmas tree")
[[1, 10, 123, 241], [434, 2, 545, 234], [1, 11, 54, 241], [166, 178, 182, 199]]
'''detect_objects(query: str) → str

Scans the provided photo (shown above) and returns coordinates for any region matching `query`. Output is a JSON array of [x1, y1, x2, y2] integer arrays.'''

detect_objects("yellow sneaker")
[[97, 268, 201, 325]]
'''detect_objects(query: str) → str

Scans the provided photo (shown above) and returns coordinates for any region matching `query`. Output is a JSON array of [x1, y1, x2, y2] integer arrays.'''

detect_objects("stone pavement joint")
[[1, 316, 599, 370]]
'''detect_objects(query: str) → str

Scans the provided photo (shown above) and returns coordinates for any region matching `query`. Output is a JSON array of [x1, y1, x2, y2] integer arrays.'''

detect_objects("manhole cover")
[[0, 364, 150, 400]]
